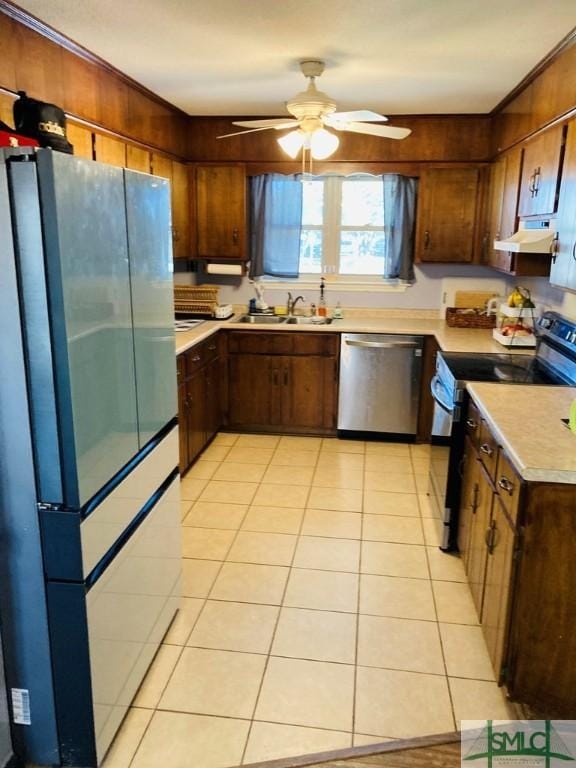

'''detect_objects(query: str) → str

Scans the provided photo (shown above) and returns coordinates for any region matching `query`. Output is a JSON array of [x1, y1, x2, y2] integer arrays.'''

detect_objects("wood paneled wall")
[[0, 6, 188, 158], [491, 36, 576, 154], [188, 115, 492, 165]]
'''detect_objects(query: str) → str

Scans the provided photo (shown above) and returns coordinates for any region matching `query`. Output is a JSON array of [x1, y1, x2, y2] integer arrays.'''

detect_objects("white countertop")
[[467, 382, 576, 484], [174, 314, 533, 357]]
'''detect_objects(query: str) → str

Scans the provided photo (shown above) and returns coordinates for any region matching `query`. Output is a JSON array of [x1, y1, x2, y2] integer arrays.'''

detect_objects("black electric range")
[[429, 311, 576, 550]]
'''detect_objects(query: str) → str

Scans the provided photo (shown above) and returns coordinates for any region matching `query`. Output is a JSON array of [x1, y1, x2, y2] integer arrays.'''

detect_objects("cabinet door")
[[67, 123, 94, 160], [204, 357, 222, 443], [228, 355, 273, 428], [518, 125, 564, 217], [172, 161, 191, 259], [126, 145, 151, 173], [500, 147, 522, 240], [196, 164, 246, 259], [482, 498, 516, 681], [178, 382, 188, 474], [551, 121, 576, 289], [94, 134, 126, 167], [466, 461, 493, 617], [416, 167, 481, 263], [186, 369, 206, 465], [485, 156, 507, 265], [282, 356, 337, 432], [151, 154, 173, 181], [458, 437, 479, 561]]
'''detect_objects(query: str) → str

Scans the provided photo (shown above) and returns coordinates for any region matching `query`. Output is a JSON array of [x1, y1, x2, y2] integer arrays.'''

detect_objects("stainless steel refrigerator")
[[0, 149, 181, 766]]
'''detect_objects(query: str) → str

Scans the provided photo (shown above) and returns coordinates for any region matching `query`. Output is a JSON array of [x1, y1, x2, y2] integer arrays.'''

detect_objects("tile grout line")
[[412, 448, 458, 734], [351, 445, 366, 746], [238, 437, 322, 765]]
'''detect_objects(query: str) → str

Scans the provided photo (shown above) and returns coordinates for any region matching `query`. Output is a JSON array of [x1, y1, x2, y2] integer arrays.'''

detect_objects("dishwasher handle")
[[345, 339, 421, 350]]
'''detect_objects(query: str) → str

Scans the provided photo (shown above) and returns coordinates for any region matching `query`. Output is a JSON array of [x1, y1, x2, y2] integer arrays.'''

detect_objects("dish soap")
[[333, 301, 343, 320], [318, 277, 327, 317]]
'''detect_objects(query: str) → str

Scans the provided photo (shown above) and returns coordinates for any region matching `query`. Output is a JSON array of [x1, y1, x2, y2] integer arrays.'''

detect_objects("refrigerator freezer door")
[[34, 151, 140, 507], [124, 170, 177, 447]]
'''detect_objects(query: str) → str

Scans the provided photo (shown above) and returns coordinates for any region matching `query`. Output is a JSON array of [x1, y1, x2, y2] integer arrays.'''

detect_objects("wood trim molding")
[[491, 26, 576, 115], [242, 731, 461, 768], [0, 0, 190, 120]]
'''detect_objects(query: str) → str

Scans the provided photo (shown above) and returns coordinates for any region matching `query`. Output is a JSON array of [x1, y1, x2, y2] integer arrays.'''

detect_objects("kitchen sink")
[[285, 317, 333, 325], [234, 314, 287, 324]]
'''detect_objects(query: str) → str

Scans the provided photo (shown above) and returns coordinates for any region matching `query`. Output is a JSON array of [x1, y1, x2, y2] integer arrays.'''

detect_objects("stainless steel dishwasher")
[[338, 333, 424, 435]]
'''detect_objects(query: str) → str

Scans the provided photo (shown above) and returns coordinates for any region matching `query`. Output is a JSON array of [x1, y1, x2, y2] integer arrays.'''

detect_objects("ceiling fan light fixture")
[[310, 128, 339, 159], [277, 129, 305, 158]]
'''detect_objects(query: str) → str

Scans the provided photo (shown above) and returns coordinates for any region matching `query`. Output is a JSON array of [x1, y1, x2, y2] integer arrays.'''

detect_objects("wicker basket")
[[445, 308, 496, 329], [174, 284, 220, 315]]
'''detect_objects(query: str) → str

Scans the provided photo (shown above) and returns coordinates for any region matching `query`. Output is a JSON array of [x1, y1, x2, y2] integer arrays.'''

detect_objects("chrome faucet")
[[287, 293, 305, 316]]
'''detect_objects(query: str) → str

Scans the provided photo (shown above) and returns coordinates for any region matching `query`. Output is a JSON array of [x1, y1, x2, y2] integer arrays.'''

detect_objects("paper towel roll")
[[206, 263, 244, 276]]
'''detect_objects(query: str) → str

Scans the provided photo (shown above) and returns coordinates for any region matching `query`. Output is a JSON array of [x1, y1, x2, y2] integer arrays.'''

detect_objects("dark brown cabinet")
[[195, 164, 247, 260], [178, 335, 223, 472], [415, 167, 483, 263], [518, 124, 565, 218], [152, 155, 192, 259], [227, 332, 338, 434], [550, 120, 576, 290]]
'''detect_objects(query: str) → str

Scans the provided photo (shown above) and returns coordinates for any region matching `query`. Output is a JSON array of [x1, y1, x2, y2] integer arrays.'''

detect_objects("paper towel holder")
[[205, 261, 247, 277]]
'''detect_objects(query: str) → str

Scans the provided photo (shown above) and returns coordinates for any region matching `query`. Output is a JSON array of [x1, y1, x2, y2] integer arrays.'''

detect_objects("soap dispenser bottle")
[[318, 277, 327, 317]]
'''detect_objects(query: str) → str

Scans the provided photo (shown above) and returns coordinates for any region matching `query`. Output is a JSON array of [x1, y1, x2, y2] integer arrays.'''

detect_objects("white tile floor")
[[104, 433, 515, 768]]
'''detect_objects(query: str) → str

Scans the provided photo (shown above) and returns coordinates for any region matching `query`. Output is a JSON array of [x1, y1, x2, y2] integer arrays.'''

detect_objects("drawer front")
[[465, 400, 481, 447], [228, 331, 294, 355], [495, 451, 521, 524], [185, 334, 220, 375], [478, 419, 499, 480], [228, 331, 338, 356], [86, 474, 181, 762]]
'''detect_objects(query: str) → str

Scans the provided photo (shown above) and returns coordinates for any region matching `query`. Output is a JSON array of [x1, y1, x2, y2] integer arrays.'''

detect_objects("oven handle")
[[430, 375, 455, 415]]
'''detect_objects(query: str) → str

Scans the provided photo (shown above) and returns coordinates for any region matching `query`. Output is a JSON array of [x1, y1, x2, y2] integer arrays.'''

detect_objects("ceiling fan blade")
[[232, 119, 298, 129], [327, 110, 388, 123], [328, 121, 412, 140], [217, 125, 290, 139]]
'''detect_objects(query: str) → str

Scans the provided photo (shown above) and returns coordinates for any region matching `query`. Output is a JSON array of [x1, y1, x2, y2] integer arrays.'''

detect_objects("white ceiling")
[[16, 0, 576, 115]]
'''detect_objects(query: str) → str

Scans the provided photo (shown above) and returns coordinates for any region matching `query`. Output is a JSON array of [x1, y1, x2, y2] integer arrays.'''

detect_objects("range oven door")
[[428, 375, 458, 550]]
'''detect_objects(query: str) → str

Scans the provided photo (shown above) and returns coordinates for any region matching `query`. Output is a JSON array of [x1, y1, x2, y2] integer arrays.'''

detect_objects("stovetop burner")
[[174, 318, 206, 332], [439, 352, 565, 386]]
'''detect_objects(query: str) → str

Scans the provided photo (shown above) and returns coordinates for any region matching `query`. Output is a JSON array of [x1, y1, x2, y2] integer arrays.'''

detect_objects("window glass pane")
[[339, 231, 385, 275], [341, 180, 383, 226], [301, 180, 324, 225], [299, 229, 322, 273]]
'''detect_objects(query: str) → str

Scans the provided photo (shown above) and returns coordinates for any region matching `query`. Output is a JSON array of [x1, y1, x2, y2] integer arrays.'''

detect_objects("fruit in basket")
[[507, 286, 535, 308], [501, 323, 533, 337]]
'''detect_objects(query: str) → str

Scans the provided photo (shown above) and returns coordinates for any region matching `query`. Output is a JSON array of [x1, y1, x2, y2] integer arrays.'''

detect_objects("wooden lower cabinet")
[[178, 336, 224, 472], [227, 332, 338, 434], [459, 396, 576, 715], [482, 497, 516, 682]]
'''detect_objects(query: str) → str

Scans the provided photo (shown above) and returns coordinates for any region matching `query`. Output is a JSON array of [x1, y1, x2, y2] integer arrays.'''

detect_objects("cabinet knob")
[[480, 443, 494, 457], [466, 418, 478, 430], [232, 227, 239, 244], [172, 226, 180, 242], [485, 521, 497, 554], [424, 230, 431, 249], [498, 476, 514, 494], [550, 234, 559, 263]]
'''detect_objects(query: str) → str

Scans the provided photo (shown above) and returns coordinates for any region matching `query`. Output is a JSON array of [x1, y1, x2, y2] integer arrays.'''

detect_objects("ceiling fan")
[[217, 60, 412, 160]]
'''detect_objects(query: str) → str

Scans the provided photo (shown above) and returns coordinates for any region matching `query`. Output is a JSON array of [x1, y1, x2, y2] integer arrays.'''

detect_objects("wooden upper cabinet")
[[126, 145, 151, 173], [415, 167, 482, 263], [151, 153, 173, 181], [172, 161, 191, 259], [195, 164, 247, 260], [94, 133, 126, 167], [550, 120, 576, 290], [67, 123, 93, 160], [518, 124, 565, 217]]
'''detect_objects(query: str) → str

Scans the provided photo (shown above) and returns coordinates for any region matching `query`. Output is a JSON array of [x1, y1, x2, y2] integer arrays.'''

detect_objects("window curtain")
[[249, 173, 303, 278], [382, 174, 418, 282]]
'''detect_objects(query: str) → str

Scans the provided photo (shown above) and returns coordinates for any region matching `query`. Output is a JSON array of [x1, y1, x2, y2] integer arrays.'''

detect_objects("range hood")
[[494, 219, 555, 253]]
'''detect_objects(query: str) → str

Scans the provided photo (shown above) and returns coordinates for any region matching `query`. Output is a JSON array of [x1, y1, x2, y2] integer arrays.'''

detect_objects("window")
[[300, 176, 387, 277], [249, 172, 417, 284]]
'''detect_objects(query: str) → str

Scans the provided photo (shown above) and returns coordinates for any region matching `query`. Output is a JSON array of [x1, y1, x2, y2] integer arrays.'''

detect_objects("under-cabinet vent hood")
[[494, 219, 555, 253]]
